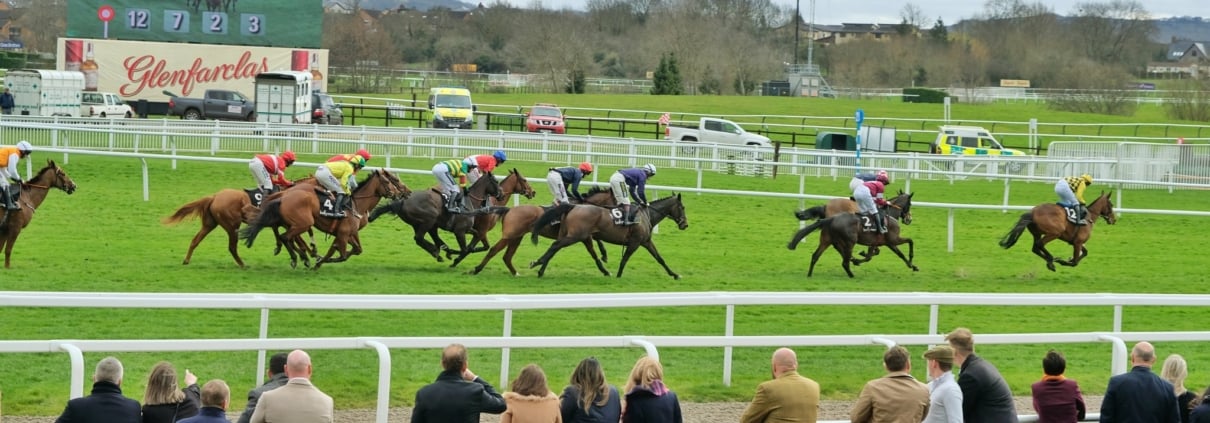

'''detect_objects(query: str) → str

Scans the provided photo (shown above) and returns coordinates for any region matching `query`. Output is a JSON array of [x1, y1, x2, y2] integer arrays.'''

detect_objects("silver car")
[[311, 92, 343, 125]]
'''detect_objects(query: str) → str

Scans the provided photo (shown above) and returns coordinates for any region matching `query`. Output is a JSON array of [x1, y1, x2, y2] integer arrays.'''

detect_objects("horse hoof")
[[672, 274, 681, 280], [911, 266, 920, 271]]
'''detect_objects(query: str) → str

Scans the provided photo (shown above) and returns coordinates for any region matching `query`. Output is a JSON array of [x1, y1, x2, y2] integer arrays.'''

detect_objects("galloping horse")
[[528, 194, 688, 279], [368, 172, 504, 262], [787, 194, 918, 278], [446, 169, 536, 267], [469, 187, 614, 275], [0, 160, 77, 268], [795, 191, 915, 261], [241, 170, 409, 269], [999, 191, 1116, 271]]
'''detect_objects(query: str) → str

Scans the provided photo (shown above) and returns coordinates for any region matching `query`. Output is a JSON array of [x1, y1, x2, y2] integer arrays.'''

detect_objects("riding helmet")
[[876, 174, 890, 184], [280, 150, 296, 164], [351, 156, 366, 168], [493, 150, 507, 164], [1081, 174, 1093, 185], [15, 140, 32, 154], [579, 162, 594, 174], [643, 163, 657, 175], [876, 169, 888, 178], [356, 148, 372, 161]]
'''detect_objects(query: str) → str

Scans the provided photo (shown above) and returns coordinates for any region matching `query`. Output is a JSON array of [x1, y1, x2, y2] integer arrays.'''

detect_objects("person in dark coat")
[[1100, 341, 1181, 423], [621, 355, 682, 423], [236, 352, 289, 423], [946, 327, 1019, 423], [54, 356, 141, 423], [1189, 385, 1210, 423], [1031, 349, 1086, 423], [178, 380, 231, 423], [560, 357, 622, 423], [0, 88, 14, 115], [411, 343, 507, 423]]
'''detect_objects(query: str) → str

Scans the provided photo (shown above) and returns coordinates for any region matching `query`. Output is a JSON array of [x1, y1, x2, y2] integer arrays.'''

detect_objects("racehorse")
[[368, 171, 505, 262], [527, 194, 688, 279], [786, 195, 918, 278], [795, 191, 915, 261], [0, 160, 77, 268], [241, 170, 409, 269], [999, 191, 1116, 271], [469, 187, 615, 275], [447, 169, 536, 267]]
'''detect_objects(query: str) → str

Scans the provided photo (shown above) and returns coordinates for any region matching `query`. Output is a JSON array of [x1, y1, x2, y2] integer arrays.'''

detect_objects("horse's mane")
[[585, 186, 610, 196], [352, 169, 382, 192], [32, 162, 58, 181]]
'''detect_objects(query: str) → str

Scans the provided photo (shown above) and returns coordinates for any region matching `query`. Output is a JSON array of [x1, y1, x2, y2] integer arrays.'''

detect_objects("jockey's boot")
[[875, 210, 888, 234], [2, 189, 16, 210], [1077, 204, 1088, 225], [335, 193, 350, 217], [623, 204, 639, 225], [445, 193, 463, 214]]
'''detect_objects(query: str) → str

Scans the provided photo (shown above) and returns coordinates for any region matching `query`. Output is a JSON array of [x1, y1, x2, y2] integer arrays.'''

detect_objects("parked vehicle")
[[81, 92, 133, 118], [167, 89, 256, 121], [526, 103, 565, 134], [6, 69, 84, 117], [664, 117, 771, 147], [311, 92, 342, 125], [253, 71, 313, 124], [427, 87, 474, 129], [929, 125, 1026, 156]]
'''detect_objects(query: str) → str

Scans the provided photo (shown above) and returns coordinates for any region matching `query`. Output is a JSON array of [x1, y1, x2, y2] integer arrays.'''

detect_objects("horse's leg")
[[529, 238, 576, 277], [1, 235, 13, 269], [807, 240, 829, 277], [1032, 234, 1059, 272], [884, 238, 919, 272], [222, 225, 246, 268], [502, 238, 524, 276], [615, 243, 643, 279], [411, 226, 442, 262], [350, 233, 363, 256], [1059, 242, 1089, 267], [835, 240, 855, 278], [471, 237, 511, 275], [582, 239, 609, 276], [183, 221, 217, 265], [638, 240, 679, 280], [596, 238, 609, 262]]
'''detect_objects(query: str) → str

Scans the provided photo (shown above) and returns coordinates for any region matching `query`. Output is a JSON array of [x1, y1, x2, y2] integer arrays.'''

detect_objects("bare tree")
[[1069, 0, 1155, 68], [13, 0, 67, 53]]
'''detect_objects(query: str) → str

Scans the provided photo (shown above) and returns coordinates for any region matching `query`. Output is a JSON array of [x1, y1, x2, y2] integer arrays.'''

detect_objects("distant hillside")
[[325, 0, 477, 12], [1154, 16, 1210, 42]]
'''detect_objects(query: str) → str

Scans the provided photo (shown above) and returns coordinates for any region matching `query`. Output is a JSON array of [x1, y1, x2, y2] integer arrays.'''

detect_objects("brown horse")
[[446, 169, 536, 267], [241, 170, 409, 269], [368, 171, 504, 262], [0, 160, 77, 268], [786, 194, 919, 278], [999, 191, 1116, 271], [469, 187, 615, 275], [795, 191, 915, 261], [528, 194, 689, 279]]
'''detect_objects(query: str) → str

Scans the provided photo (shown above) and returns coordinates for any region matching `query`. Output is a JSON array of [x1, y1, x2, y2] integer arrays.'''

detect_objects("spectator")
[[502, 363, 561, 423], [55, 356, 141, 423], [1031, 349, 1086, 423], [250, 349, 334, 423], [411, 343, 507, 423], [1188, 385, 1210, 423], [236, 352, 289, 423], [921, 345, 963, 423], [559, 357, 621, 423], [622, 355, 681, 423], [740, 347, 820, 423], [946, 327, 1018, 423], [850, 345, 930, 423], [142, 361, 201, 423], [1099, 341, 1180, 423], [1162, 354, 1197, 423], [0, 88, 14, 115], [178, 380, 230, 423]]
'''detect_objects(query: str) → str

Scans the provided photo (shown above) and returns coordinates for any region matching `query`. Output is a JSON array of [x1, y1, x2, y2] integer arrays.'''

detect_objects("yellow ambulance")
[[427, 87, 475, 129]]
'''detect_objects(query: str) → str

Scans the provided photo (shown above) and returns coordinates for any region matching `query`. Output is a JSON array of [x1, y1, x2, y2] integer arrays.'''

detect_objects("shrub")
[[903, 87, 948, 103]]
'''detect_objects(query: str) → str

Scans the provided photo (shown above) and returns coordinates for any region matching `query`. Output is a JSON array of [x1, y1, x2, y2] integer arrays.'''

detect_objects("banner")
[[57, 38, 328, 102], [66, 0, 322, 48]]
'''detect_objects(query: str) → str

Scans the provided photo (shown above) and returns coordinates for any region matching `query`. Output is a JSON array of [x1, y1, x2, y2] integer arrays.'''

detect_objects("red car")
[[526, 103, 566, 134]]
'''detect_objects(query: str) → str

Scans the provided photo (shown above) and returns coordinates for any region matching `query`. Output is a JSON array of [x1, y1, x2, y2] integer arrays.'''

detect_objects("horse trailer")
[[253, 71, 313, 124], [5, 69, 85, 117]]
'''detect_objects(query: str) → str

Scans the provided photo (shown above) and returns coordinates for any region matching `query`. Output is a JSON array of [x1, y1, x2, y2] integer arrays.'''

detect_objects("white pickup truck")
[[664, 117, 771, 147], [81, 92, 133, 118]]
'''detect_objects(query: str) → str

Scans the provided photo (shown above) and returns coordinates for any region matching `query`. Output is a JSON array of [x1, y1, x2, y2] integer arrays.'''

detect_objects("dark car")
[[312, 92, 343, 125]]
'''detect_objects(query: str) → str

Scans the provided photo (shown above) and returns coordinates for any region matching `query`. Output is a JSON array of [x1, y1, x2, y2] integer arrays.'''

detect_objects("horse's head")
[[378, 170, 412, 200], [1094, 191, 1116, 225], [507, 168, 536, 200], [886, 190, 913, 225], [469, 170, 505, 203], [665, 193, 688, 230], [36, 160, 76, 195]]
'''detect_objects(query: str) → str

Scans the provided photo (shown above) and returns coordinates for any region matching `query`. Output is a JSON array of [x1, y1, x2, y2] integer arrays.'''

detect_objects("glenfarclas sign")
[[57, 38, 328, 102]]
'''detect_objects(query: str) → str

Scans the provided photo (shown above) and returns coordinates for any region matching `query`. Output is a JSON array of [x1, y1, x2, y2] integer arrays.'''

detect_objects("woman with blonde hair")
[[141, 361, 201, 423], [503, 363, 562, 423], [622, 356, 681, 423], [1162, 354, 1197, 423], [560, 357, 621, 423]]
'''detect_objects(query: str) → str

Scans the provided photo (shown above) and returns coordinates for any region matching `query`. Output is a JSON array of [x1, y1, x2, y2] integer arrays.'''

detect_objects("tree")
[[651, 53, 683, 95], [928, 18, 949, 44]]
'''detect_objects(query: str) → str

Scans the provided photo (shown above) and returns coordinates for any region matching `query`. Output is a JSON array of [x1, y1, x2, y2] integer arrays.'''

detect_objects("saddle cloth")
[[244, 189, 267, 208], [1058, 203, 1082, 224], [609, 207, 627, 226], [858, 214, 880, 232]]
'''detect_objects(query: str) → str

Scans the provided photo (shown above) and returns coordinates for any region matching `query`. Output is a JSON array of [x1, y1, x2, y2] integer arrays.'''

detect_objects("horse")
[[162, 176, 316, 268], [241, 169, 409, 269], [205, 0, 223, 12], [224, 0, 237, 12], [0, 160, 77, 269], [446, 169, 536, 267], [795, 191, 915, 261], [528, 194, 689, 279], [368, 171, 505, 263], [469, 186, 617, 275], [186, 0, 201, 13], [999, 191, 1116, 271], [786, 196, 919, 278]]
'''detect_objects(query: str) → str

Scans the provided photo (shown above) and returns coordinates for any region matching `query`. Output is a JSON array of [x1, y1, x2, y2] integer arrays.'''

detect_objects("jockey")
[[547, 162, 593, 205], [465, 150, 506, 186], [249, 151, 296, 197], [0, 140, 32, 210], [848, 169, 888, 193], [1056, 174, 1093, 225], [432, 158, 475, 213], [315, 156, 358, 218], [610, 164, 654, 225], [327, 148, 371, 165], [854, 173, 890, 234]]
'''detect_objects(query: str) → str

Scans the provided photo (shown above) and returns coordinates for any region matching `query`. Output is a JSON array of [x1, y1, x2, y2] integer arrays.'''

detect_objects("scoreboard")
[[66, 0, 322, 48]]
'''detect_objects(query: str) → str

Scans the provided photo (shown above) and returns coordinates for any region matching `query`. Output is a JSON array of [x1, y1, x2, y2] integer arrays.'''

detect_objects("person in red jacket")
[[249, 151, 296, 197], [464, 150, 506, 186], [326, 148, 371, 166], [1031, 349, 1086, 423]]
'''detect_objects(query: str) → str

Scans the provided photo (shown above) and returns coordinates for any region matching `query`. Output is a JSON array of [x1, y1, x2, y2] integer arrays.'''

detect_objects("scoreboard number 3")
[[240, 14, 267, 36]]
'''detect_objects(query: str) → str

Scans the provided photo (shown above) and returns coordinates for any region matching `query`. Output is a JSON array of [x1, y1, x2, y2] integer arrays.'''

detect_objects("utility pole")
[[794, 0, 800, 65]]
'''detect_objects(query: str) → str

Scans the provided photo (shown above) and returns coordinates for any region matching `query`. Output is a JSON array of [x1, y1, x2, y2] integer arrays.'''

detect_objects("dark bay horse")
[[241, 170, 408, 269], [999, 191, 1116, 271], [528, 194, 688, 279], [0, 160, 77, 268], [795, 191, 915, 261], [786, 195, 919, 278], [469, 187, 615, 275], [447, 169, 536, 267], [368, 171, 504, 262]]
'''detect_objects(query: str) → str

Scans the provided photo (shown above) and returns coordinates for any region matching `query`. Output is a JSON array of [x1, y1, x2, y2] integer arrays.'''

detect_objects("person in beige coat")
[[250, 350, 334, 423], [503, 364, 562, 423], [740, 348, 821, 423], [850, 346, 931, 423]]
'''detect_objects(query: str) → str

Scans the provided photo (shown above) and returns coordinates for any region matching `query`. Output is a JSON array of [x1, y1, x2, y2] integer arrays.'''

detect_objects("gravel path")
[[3, 396, 1103, 422]]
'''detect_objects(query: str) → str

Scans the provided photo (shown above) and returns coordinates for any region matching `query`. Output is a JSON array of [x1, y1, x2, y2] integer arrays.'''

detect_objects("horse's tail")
[[787, 218, 830, 250], [240, 198, 282, 247], [162, 196, 213, 225], [368, 198, 403, 223], [795, 205, 827, 221], [999, 212, 1034, 249], [531, 203, 575, 245]]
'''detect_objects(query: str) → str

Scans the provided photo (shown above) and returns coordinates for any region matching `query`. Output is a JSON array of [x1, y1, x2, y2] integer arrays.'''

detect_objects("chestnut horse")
[[786, 193, 918, 278], [999, 191, 1116, 271], [528, 194, 688, 279], [368, 171, 504, 262], [0, 160, 77, 268], [446, 169, 536, 267], [241, 170, 409, 269], [469, 187, 614, 275], [795, 191, 915, 262]]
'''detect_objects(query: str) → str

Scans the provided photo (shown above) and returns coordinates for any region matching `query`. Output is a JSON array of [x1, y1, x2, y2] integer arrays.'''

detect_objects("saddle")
[[1059, 203, 1087, 225]]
